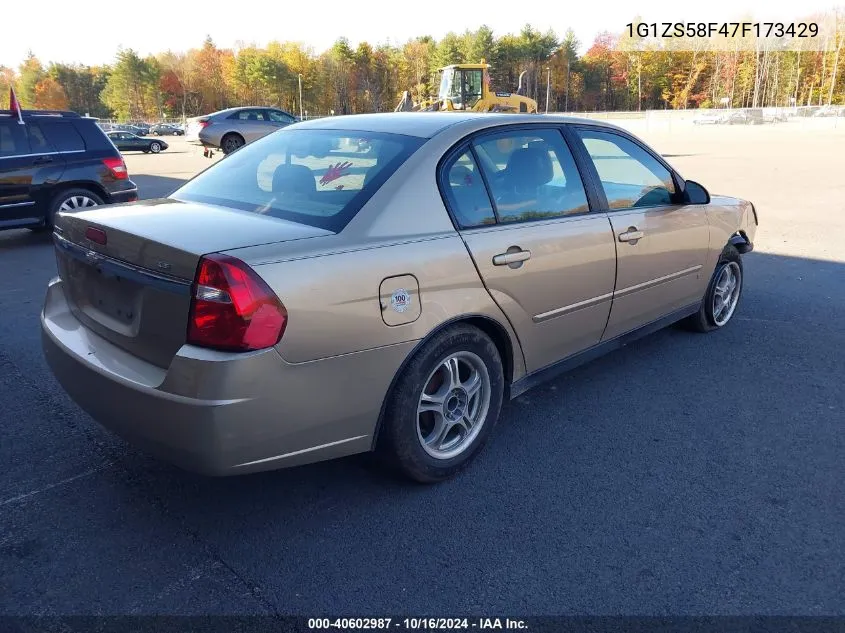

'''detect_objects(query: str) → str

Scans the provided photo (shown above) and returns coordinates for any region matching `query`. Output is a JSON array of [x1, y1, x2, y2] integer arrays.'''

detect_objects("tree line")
[[2, 22, 843, 122]]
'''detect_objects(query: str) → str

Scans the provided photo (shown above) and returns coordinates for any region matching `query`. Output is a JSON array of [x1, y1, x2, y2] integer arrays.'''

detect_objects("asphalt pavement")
[[1, 130, 844, 616]]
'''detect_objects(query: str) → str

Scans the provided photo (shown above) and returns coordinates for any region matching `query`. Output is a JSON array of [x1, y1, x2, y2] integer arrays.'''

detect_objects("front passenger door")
[[0, 121, 37, 222], [268, 109, 295, 129], [444, 128, 617, 373], [572, 127, 710, 340]]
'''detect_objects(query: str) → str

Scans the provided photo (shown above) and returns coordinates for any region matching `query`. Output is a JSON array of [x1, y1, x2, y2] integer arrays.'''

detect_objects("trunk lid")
[[53, 199, 332, 368]]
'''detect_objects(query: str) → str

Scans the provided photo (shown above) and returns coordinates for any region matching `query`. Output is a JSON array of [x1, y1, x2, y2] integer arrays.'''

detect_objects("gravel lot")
[[1, 124, 844, 616]]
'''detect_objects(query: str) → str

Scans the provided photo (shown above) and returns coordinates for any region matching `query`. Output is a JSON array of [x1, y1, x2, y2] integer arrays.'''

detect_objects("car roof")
[[289, 112, 627, 139]]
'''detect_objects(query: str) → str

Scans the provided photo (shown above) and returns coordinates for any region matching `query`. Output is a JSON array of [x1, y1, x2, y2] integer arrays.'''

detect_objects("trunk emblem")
[[84, 250, 102, 264], [157, 261, 172, 271]]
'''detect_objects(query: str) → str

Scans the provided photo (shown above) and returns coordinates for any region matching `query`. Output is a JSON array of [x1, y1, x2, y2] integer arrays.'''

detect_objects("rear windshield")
[[171, 128, 425, 232]]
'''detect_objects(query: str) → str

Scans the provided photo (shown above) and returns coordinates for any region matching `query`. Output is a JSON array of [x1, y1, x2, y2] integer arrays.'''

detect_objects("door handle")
[[33, 156, 54, 165], [618, 228, 644, 242], [492, 249, 531, 266]]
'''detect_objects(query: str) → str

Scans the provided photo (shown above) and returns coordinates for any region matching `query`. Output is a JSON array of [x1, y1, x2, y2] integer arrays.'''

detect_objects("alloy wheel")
[[416, 351, 491, 460], [712, 261, 741, 326], [58, 196, 98, 212]]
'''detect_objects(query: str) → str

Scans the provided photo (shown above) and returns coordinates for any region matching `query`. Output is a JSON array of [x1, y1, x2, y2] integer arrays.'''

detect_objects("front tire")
[[221, 133, 245, 154], [149, 142, 162, 153], [684, 245, 743, 332], [378, 325, 505, 483]]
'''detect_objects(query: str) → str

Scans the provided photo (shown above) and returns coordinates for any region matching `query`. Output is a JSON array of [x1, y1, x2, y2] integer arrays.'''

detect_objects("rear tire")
[[684, 244, 743, 333], [39, 188, 104, 231], [377, 325, 505, 483], [221, 133, 245, 155]]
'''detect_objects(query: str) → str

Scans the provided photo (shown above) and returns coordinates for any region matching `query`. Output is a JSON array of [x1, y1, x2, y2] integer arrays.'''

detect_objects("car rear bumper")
[[41, 278, 411, 475], [107, 181, 139, 204]]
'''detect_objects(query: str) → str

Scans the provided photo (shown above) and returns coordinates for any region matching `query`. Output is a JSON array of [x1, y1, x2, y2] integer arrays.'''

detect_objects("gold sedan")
[[41, 113, 758, 482]]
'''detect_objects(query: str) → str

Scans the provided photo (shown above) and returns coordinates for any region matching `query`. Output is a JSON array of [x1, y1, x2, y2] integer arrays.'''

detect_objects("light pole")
[[298, 73, 304, 120], [545, 67, 551, 113]]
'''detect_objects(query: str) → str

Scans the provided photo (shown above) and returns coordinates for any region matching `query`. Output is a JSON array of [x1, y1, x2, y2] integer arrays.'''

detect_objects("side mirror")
[[683, 180, 710, 205]]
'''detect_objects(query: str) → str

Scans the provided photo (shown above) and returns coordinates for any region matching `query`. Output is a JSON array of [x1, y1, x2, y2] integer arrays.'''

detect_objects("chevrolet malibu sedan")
[[41, 113, 758, 483]]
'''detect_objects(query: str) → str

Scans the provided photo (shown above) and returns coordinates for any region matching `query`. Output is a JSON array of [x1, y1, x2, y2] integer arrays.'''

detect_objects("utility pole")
[[545, 67, 551, 113], [565, 58, 571, 112], [298, 73, 304, 119], [829, 9, 841, 106]]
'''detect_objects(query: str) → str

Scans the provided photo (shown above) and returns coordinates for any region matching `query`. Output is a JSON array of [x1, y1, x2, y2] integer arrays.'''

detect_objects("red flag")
[[9, 86, 24, 125]]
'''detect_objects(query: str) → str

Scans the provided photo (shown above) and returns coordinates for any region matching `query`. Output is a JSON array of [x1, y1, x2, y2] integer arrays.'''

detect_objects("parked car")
[[725, 109, 767, 125], [0, 109, 137, 232], [150, 123, 184, 136], [186, 106, 297, 154], [813, 105, 843, 117], [107, 131, 168, 154], [692, 112, 726, 125], [41, 112, 758, 482]]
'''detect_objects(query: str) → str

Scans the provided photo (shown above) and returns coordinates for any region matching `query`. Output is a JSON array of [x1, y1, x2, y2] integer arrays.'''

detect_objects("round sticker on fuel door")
[[390, 288, 411, 313]]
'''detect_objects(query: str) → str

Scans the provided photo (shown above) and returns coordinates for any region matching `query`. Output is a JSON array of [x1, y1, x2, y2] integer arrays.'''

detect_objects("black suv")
[[0, 109, 138, 232]]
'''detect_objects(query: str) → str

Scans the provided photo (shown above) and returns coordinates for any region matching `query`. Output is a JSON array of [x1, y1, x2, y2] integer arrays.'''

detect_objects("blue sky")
[[2, 0, 841, 67]]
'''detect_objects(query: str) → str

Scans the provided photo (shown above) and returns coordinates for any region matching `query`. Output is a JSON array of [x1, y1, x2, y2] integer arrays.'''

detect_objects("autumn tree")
[[4, 18, 844, 120], [101, 49, 160, 120], [48, 63, 110, 117], [33, 77, 69, 110], [18, 52, 45, 108]]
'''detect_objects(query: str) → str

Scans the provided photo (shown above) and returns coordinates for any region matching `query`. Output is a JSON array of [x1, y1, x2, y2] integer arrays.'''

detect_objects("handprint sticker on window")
[[319, 161, 353, 186]]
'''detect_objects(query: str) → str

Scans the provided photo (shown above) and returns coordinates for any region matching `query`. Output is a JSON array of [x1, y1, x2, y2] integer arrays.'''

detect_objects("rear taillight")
[[102, 157, 128, 180], [187, 254, 287, 352], [198, 120, 211, 129]]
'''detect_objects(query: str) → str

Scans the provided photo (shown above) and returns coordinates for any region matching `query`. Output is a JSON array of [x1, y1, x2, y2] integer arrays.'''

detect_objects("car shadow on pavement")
[[0, 228, 51, 251], [131, 174, 189, 200]]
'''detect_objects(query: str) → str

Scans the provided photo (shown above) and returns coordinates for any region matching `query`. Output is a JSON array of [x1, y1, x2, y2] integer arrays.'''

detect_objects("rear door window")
[[172, 129, 424, 232], [472, 129, 590, 223], [26, 124, 58, 154], [440, 148, 496, 228], [232, 110, 267, 121]]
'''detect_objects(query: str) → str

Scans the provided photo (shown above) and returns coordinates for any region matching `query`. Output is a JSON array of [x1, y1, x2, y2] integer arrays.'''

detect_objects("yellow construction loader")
[[395, 60, 539, 114]]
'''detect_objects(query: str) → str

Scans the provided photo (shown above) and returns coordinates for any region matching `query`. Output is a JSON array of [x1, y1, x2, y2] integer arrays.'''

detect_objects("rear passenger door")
[[231, 109, 270, 142], [441, 127, 617, 373], [571, 126, 710, 340], [25, 121, 70, 210]]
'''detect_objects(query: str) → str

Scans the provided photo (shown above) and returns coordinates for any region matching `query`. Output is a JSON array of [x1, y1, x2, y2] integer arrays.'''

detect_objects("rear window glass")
[[172, 129, 425, 232], [73, 120, 113, 151]]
